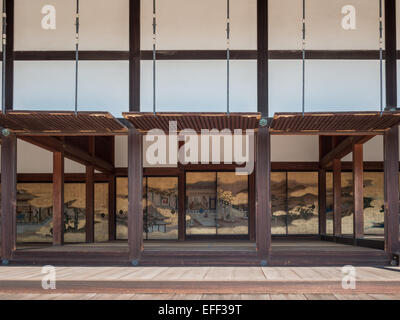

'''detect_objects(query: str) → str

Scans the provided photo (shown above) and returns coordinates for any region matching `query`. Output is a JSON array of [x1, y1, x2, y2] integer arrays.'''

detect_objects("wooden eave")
[[0, 111, 127, 136], [270, 112, 400, 135], [123, 112, 262, 133]]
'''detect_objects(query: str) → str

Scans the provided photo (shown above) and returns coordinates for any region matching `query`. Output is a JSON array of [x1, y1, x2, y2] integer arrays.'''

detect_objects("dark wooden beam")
[[333, 158, 342, 237], [108, 175, 116, 241], [256, 127, 271, 263], [16, 173, 110, 183], [249, 172, 256, 241], [20, 136, 114, 174], [353, 143, 364, 239], [52, 150, 64, 246], [318, 136, 329, 236], [85, 137, 95, 243], [5, 0, 14, 110], [385, 0, 397, 110], [14, 51, 129, 61], [318, 169, 327, 236], [257, 0, 268, 117], [178, 172, 185, 241], [1, 134, 17, 262], [129, 0, 140, 111], [384, 126, 399, 254], [128, 127, 143, 264], [13, 50, 400, 61], [321, 136, 373, 168]]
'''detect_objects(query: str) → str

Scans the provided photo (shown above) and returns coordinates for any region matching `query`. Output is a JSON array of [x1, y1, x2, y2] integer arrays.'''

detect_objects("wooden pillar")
[[353, 143, 364, 239], [333, 158, 342, 237], [1, 135, 17, 262], [128, 128, 143, 264], [5, 0, 14, 110], [257, 0, 268, 117], [385, 0, 397, 110], [178, 171, 185, 241], [384, 126, 400, 254], [256, 127, 271, 263], [52, 150, 64, 246], [249, 171, 256, 241], [318, 168, 327, 236], [108, 175, 116, 241], [85, 165, 95, 243], [85, 137, 95, 243], [129, 0, 141, 111]]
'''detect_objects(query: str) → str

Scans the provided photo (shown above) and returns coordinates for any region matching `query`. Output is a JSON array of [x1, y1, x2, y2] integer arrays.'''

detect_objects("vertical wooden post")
[[178, 171, 185, 241], [5, 0, 14, 110], [385, 0, 397, 110], [108, 175, 116, 241], [384, 126, 399, 254], [249, 171, 256, 241], [333, 158, 342, 237], [257, 0, 268, 118], [85, 165, 94, 243], [1, 135, 17, 262], [128, 128, 143, 264], [85, 137, 95, 243], [177, 140, 185, 241], [256, 127, 271, 263], [318, 136, 332, 236], [318, 168, 327, 236], [353, 143, 364, 239], [129, 0, 141, 111], [52, 150, 64, 246]]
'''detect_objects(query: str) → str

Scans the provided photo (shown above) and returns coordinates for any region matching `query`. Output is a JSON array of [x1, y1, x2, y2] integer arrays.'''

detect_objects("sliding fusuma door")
[[185, 172, 249, 238]]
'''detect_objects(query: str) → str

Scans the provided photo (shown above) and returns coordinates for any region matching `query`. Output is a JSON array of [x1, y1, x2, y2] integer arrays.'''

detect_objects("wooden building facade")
[[0, 0, 399, 266]]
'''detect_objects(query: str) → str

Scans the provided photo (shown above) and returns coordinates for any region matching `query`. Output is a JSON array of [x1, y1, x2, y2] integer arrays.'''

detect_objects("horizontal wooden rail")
[[13, 50, 400, 61]]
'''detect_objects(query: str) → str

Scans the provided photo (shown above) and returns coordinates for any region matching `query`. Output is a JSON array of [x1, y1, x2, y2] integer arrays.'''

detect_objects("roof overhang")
[[0, 111, 127, 136], [270, 112, 400, 135], [123, 112, 262, 133]]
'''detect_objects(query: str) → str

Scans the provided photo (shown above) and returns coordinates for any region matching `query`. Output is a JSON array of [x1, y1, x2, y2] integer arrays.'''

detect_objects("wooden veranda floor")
[[0, 265, 399, 297], [11, 240, 392, 266]]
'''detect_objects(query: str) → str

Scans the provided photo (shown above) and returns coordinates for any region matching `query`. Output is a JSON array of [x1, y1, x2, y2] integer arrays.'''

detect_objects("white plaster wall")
[[17, 140, 53, 173], [270, 0, 381, 50], [64, 159, 86, 173], [14, 0, 386, 51], [10, 0, 398, 113], [115, 135, 128, 168], [15, 0, 75, 51], [141, 0, 256, 50], [115, 134, 389, 165], [15, 0, 129, 51], [2, 132, 397, 174], [271, 135, 319, 162], [11, 140, 85, 173]]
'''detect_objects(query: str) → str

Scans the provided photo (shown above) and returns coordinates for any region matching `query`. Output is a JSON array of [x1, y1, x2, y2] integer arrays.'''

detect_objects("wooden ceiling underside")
[[0, 111, 127, 135], [270, 112, 400, 135], [123, 112, 262, 133]]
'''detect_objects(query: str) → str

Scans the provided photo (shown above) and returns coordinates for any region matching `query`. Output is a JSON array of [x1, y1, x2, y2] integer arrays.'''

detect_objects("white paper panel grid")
[[14, 61, 76, 111], [269, 60, 384, 117], [14, 61, 129, 116]]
